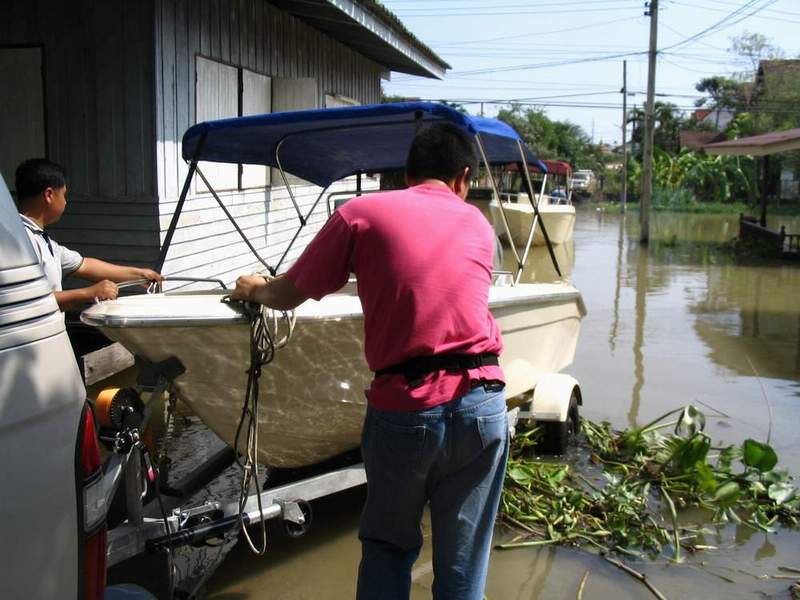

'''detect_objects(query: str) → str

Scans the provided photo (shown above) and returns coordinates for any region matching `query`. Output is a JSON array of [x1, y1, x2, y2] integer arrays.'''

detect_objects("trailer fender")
[[531, 374, 581, 422]]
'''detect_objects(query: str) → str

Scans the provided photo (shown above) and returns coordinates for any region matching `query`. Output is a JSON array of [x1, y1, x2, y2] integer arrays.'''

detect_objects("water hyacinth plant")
[[499, 406, 799, 560]]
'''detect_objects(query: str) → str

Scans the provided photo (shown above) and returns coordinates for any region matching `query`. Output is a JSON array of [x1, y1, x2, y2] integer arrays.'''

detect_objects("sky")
[[380, 0, 800, 148]]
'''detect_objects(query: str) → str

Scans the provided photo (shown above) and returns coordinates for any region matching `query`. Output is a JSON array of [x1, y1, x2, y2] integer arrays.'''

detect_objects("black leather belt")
[[375, 353, 499, 388]]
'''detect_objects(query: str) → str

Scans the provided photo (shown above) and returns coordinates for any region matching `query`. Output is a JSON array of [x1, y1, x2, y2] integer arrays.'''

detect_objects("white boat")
[[490, 194, 576, 246], [82, 281, 584, 468], [81, 102, 586, 468], [490, 160, 576, 247]]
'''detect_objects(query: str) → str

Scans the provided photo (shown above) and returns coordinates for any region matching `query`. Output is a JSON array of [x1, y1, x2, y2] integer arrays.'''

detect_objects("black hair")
[[405, 122, 478, 184], [14, 158, 67, 205]]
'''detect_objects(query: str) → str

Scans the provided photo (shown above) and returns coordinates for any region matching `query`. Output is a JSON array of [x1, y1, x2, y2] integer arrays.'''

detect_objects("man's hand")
[[135, 268, 164, 283], [231, 275, 269, 302], [231, 274, 308, 310], [88, 280, 119, 301]]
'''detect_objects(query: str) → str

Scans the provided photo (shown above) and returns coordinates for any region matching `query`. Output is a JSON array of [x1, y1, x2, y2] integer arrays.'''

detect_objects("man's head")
[[14, 158, 68, 224], [405, 123, 478, 199]]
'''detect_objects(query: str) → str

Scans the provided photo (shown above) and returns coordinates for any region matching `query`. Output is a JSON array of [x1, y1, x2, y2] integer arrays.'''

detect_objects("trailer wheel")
[[283, 500, 313, 538], [537, 391, 579, 455]]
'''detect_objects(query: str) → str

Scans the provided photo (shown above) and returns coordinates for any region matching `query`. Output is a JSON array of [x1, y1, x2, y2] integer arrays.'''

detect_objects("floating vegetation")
[[498, 406, 799, 561]]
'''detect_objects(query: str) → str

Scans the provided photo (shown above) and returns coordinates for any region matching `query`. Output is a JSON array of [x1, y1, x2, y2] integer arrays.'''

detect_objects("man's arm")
[[54, 280, 119, 311], [73, 257, 163, 284], [231, 274, 308, 311]]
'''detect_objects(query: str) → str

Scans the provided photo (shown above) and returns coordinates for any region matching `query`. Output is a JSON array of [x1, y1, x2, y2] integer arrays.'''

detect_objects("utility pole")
[[640, 0, 658, 244], [621, 60, 628, 213]]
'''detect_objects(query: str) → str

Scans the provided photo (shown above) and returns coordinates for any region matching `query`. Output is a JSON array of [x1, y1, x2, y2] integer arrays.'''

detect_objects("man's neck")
[[410, 178, 455, 192], [20, 207, 46, 229]]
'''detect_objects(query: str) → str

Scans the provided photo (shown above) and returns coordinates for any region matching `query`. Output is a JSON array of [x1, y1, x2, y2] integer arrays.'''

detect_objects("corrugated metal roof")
[[704, 128, 800, 156], [269, 0, 449, 79]]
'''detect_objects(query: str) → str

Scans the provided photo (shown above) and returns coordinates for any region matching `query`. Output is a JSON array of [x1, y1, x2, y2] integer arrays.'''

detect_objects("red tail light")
[[79, 404, 107, 600], [84, 527, 107, 600], [81, 407, 101, 476]]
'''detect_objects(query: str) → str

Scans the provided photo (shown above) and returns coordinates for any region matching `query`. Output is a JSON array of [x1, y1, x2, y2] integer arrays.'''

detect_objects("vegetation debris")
[[498, 405, 799, 561]]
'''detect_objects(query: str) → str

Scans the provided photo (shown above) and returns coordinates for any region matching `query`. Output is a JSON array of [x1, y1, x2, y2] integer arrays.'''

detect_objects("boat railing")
[[117, 276, 229, 294]]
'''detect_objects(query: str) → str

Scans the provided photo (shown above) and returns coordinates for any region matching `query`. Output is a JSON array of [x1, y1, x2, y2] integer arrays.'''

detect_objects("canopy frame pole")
[[275, 184, 331, 273], [275, 137, 306, 225], [158, 132, 207, 271], [474, 134, 522, 280], [566, 169, 574, 205], [518, 140, 561, 279], [539, 173, 548, 206], [760, 155, 769, 227], [195, 166, 276, 275]]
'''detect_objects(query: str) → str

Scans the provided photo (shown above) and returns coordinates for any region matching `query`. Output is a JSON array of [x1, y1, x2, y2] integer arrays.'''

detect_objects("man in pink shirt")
[[232, 123, 509, 600]]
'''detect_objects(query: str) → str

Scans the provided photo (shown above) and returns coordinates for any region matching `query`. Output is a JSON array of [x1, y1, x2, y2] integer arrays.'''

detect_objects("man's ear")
[[453, 166, 471, 198], [42, 187, 55, 205]]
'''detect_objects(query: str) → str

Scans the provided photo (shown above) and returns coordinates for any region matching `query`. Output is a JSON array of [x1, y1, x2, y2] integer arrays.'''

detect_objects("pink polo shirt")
[[286, 183, 504, 411]]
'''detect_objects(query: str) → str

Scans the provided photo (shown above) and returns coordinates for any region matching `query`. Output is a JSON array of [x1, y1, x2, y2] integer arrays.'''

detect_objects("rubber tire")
[[537, 391, 579, 455], [283, 500, 313, 538]]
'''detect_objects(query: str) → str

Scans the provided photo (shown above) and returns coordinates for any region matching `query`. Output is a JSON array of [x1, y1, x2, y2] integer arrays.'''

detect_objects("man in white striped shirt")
[[15, 159, 163, 311]]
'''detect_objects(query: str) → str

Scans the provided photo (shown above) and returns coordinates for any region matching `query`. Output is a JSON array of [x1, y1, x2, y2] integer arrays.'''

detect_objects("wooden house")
[[0, 0, 447, 284]]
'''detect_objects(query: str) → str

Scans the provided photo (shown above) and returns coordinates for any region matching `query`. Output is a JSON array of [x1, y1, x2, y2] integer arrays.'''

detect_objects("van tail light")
[[78, 403, 107, 599], [84, 527, 107, 600]]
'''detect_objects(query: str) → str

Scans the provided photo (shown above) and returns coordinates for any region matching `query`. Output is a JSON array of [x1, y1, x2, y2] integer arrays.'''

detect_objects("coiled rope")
[[229, 298, 295, 554]]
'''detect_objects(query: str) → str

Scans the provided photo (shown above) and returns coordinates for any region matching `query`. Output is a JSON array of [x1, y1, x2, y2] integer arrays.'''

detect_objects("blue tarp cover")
[[182, 102, 546, 187]]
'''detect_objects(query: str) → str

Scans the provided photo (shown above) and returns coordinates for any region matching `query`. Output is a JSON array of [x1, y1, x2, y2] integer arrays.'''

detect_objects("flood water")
[[186, 207, 800, 598]]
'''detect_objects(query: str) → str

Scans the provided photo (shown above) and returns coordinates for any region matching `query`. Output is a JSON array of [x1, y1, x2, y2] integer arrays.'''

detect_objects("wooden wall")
[[2, 0, 384, 283], [155, 0, 383, 284], [0, 0, 159, 266]]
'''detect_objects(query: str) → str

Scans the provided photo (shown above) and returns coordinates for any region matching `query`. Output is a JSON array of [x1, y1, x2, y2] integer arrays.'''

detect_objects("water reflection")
[[608, 214, 625, 353], [691, 262, 800, 381], [499, 238, 575, 283], [630, 238, 648, 428]]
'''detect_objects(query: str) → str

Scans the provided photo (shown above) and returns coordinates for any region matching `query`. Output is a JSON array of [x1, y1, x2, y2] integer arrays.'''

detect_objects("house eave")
[[269, 0, 449, 80]]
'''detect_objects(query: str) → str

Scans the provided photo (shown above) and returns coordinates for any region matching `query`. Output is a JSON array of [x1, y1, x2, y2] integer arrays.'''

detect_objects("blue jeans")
[[356, 385, 509, 600]]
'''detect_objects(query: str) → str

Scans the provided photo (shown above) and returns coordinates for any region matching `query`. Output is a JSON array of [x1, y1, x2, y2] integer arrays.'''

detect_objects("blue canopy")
[[181, 102, 546, 187]]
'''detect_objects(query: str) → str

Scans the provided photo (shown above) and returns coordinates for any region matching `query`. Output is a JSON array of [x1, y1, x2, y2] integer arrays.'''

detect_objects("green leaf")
[[674, 406, 706, 438], [742, 439, 778, 473], [768, 482, 797, 505], [694, 462, 718, 494], [716, 446, 738, 472], [507, 464, 533, 486], [671, 436, 711, 471], [714, 481, 742, 506], [764, 469, 789, 485]]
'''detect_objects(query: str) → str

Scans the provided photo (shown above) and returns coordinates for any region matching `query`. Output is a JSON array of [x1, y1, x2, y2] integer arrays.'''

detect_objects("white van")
[[0, 175, 153, 600]]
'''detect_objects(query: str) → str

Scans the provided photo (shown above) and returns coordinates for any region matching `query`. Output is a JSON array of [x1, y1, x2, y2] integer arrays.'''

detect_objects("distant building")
[[1, 0, 448, 284], [690, 107, 735, 131]]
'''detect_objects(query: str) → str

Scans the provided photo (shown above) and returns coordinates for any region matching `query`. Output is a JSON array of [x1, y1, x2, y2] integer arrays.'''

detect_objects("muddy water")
[[202, 208, 800, 599]]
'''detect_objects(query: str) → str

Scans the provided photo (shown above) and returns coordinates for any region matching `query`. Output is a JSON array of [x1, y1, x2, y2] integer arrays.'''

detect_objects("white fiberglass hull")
[[490, 199, 576, 246], [82, 283, 585, 468]]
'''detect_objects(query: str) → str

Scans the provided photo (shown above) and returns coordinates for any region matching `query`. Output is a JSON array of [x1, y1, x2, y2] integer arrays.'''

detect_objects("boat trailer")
[[94, 353, 577, 598], [95, 355, 370, 597]]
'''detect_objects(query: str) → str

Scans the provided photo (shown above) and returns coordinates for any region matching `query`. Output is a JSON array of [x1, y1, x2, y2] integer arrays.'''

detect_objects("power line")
[[391, 6, 641, 17], [669, 0, 800, 23], [425, 16, 643, 47], [660, 0, 780, 52]]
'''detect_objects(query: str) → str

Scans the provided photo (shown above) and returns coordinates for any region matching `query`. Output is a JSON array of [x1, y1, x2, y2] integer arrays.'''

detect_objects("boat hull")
[[490, 200, 576, 246], [83, 284, 584, 468]]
